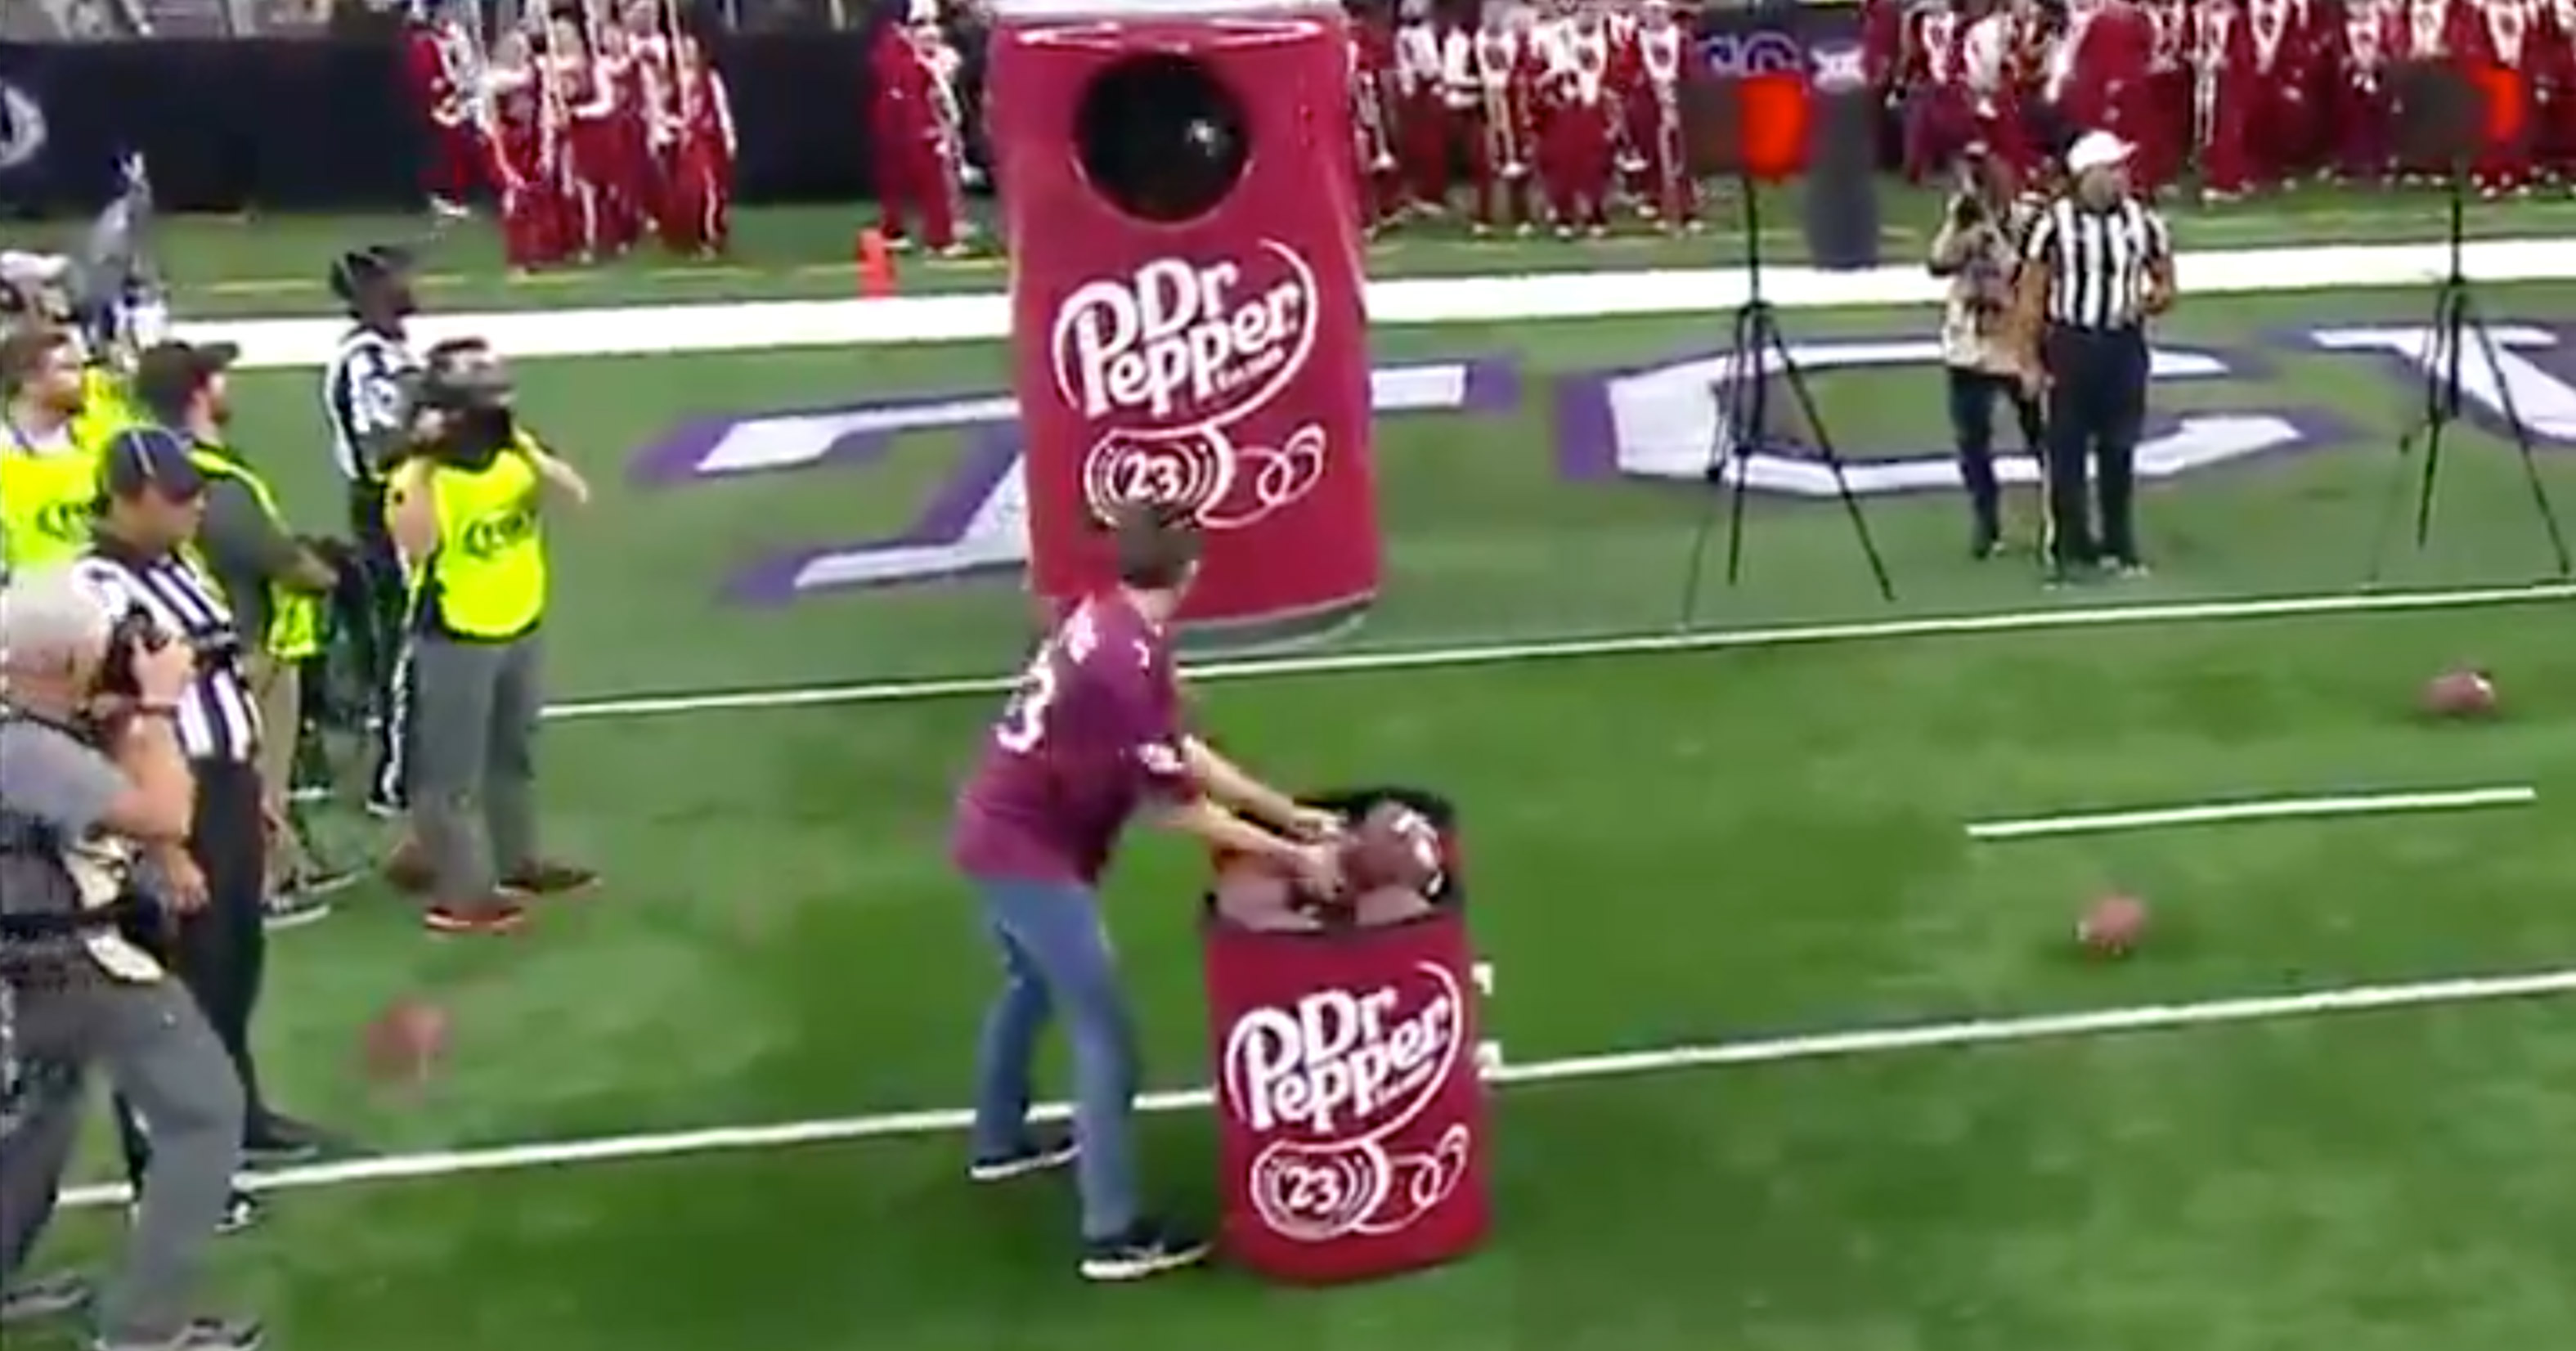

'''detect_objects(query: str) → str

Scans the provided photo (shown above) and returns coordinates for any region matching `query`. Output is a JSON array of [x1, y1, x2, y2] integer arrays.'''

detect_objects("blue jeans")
[[967, 876, 1141, 1241]]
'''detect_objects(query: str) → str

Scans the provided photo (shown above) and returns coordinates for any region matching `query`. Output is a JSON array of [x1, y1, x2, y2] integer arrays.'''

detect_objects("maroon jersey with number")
[[951, 594, 1195, 885]]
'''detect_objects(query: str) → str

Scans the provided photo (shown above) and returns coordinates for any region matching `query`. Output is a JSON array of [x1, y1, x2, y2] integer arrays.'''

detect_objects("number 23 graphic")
[[994, 655, 1057, 753]]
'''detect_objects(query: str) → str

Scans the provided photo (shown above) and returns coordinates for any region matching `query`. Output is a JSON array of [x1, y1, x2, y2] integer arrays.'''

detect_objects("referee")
[[317, 245, 423, 815], [75, 430, 335, 1193], [2015, 131, 2174, 583]]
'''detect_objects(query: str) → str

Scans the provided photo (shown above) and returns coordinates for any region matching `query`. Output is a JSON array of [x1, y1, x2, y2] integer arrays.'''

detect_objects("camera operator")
[[381, 339, 597, 935], [2013, 130, 2174, 583], [1929, 146, 2049, 560], [132, 342, 357, 929], [317, 245, 424, 818], [74, 429, 338, 1185], [0, 566, 262, 1351]]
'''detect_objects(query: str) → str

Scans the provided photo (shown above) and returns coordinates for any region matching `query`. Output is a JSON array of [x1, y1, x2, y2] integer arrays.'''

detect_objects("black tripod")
[[1676, 176, 1895, 626], [2367, 172, 2571, 583]]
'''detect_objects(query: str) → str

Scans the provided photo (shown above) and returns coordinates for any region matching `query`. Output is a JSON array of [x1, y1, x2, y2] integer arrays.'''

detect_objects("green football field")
[[9, 190, 2576, 1350]]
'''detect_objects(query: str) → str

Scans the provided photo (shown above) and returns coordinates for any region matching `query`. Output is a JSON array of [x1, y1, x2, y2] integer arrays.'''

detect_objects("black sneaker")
[[260, 890, 334, 933], [92, 1313, 265, 1351], [243, 1115, 332, 1166], [1, 1272, 93, 1326], [1970, 532, 2004, 561], [2104, 555, 2152, 579], [1079, 1220, 1213, 1282], [216, 1192, 264, 1236], [967, 1134, 1079, 1183], [127, 1192, 263, 1237]]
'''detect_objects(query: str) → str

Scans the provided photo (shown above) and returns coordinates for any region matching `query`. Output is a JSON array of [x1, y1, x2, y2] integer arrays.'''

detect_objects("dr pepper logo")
[[1048, 243, 1328, 530], [1219, 962, 1475, 1242]]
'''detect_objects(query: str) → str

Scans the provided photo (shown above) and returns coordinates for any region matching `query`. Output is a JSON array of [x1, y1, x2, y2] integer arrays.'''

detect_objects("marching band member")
[[2332, 0, 2396, 181], [868, 0, 968, 256], [1469, 2, 1537, 235], [1903, 0, 1976, 181], [1542, 1, 1618, 237], [1393, 0, 1451, 211], [557, 16, 635, 259], [403, 1, 489, 220], [485, 29, 562, 273], [1437, 12, 1483, 214], [1625, 0, 1699, 229], [2544, 0, 2576, 181], [662, 25, 738, 255], [2198, 0, 2259, 197], [1351, 7, 1406, 234]]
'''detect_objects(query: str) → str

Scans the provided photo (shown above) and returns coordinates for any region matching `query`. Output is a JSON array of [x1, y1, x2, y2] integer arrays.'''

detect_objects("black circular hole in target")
[[1074, 53, 1250, 226]]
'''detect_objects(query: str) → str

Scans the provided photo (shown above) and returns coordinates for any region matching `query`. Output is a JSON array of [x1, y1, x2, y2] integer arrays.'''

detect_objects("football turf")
[[10, 206, 2576, 1349]]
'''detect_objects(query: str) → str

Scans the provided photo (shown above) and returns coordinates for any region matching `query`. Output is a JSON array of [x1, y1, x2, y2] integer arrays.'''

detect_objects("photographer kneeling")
[[1929, 149, 2048, 560], [381, 339, 596, 935], [0, 567, 262, 1351]]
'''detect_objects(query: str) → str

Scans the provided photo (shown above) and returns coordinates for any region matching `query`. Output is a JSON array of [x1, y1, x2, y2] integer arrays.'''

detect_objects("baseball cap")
[[98, 425, 209, 501], [130, 339, 241, 421], [2065, 130, 2134, 176]]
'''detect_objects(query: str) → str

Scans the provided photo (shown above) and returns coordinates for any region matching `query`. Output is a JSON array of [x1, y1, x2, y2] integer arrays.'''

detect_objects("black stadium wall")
[[0, 2, 1861, 218]]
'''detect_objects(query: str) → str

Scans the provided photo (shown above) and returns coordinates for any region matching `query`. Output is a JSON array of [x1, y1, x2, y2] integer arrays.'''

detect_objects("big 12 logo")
[[1220, 962, 1476, 1242], [1046, 244, 1330, 528]]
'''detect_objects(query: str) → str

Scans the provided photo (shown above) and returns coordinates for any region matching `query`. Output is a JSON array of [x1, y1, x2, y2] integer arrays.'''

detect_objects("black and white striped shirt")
[[2022, 195, 2170, 331], [70, 548, 260, 763], [321, 325, 419, 485]]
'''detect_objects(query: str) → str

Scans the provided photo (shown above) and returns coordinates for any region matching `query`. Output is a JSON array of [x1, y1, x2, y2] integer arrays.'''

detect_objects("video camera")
[[386, 339, 518, 472], [94, 608, 237, 700]]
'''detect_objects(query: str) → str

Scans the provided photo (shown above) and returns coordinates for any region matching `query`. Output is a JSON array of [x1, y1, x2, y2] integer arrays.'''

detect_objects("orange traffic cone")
[[856, 228, 895, 298]]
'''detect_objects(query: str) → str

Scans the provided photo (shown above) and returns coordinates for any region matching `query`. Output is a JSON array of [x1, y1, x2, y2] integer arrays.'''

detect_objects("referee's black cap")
[[328, 243, 417, 307], [98, 425, 208, 502]]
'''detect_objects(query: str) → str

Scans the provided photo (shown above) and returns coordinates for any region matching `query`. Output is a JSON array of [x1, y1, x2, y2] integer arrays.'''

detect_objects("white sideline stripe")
[[540, 581, 2576, 723], [194, 238, 2576, 368], [1967, 786, 2540, 841], [55, 966, 2576, 1209]]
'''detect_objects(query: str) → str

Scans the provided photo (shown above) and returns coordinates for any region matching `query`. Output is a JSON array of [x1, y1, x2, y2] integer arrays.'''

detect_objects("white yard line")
[[1967, 786, 2540, 842], [56, 965, 2576, 1209], [541, 581, 2576, 723]]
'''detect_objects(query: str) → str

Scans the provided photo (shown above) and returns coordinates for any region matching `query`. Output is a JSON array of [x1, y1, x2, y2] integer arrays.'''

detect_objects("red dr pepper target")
[[1202, 789, 1489, 1284], [987, 0, 1382, 637]]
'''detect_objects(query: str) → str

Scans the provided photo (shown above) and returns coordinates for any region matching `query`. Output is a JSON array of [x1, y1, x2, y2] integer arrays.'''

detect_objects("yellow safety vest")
[[404, 435, 548, 640], [70, 366, 143, 456], [0, 423, 101, 573], [191, 446, 325, 661]]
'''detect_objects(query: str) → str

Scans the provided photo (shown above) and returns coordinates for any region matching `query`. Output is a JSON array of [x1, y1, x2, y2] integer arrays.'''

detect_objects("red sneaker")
[[500, 861, 599, 898], [423, 900, 528, 935]]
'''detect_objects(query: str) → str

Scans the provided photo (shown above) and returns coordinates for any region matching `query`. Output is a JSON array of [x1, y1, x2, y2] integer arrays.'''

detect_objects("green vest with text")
[[408, 434, 548, 640], [190, 447, 325, 660]]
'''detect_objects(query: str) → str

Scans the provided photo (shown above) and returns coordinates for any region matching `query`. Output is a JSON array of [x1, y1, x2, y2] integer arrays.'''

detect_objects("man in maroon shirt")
[[952, 504, 1342, 1281]]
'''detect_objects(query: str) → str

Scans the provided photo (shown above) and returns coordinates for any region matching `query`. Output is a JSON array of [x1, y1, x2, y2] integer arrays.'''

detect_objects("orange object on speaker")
[[1735, 71, 1811, 182]]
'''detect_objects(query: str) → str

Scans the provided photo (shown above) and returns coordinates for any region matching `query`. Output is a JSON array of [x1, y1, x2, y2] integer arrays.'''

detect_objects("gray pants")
[[409, 631, 543, 901], [1, 974, 244, 1341]]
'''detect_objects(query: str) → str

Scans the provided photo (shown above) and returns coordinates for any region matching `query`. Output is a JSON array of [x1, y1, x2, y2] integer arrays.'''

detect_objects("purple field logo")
[[628, 326, 2576, 604]]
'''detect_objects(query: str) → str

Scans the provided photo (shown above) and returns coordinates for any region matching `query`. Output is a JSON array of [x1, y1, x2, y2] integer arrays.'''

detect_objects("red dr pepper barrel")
[[1203, 789, 1488, 1283]]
